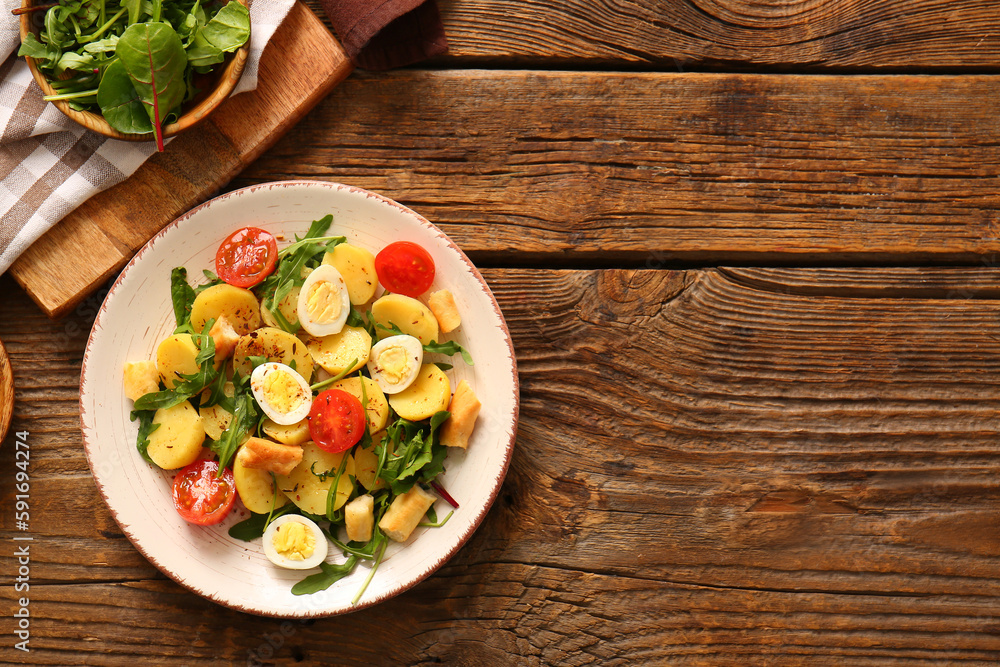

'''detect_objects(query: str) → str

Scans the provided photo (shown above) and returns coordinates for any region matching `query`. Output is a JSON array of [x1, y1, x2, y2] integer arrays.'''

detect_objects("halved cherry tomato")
[[374, 241, 435, 298], [309, 389, 366, 453], [215, 227, 278, 288], [172, 460, 237, 525]]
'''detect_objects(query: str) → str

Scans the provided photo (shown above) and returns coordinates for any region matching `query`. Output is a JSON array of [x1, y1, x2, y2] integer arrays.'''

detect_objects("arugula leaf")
[[130, 408, 159, 464], [259, 216, 346, 332], [376, 411, 451, 495], [324, 454, 351, 520], [227, 503, 297, 541], [170, 267, 196, 331], [423, 339, 474, 366], [211, 385, 258, 474], [310, 357, 359, 393], [376, 321, 474, 365], [194, 269, 224, 295], [199, 368, 232, 411], [132, 328, 218, 411], [350, 529, 388, 605], [192, 324, 216, 366], [17, 33, 61, 68], [292, 557, 359, 596], [420, 509, 454, 528]]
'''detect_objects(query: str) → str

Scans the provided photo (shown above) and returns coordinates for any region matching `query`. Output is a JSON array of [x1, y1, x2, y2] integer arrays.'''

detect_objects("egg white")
[[250, 362, 313, 426], [262, 514, 329, 570], [367, 334, 424, 395], [297, 264, 351, 337]]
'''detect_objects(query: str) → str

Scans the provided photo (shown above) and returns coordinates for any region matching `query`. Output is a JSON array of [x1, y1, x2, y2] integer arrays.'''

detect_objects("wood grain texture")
[[2, 267, 999, 664], [428, 0, 1000, 71], [7, 1, 353, 320], [235, 70, 1000, 267]]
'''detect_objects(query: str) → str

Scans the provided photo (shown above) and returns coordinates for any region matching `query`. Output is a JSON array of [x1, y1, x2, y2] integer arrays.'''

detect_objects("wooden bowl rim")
[[17, 0, 250, 141], [0, 339, 12, 445]]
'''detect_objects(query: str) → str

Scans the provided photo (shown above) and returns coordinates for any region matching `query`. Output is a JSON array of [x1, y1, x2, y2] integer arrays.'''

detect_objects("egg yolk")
[[271, 521, 316, 561], [262, 370, 308, 414], [305, 281, 343, 324], [376, 345, 412, 385]]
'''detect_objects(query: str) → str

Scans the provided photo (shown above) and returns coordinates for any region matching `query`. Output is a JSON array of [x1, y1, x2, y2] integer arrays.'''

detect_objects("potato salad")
[[123, 216, 481, 599]]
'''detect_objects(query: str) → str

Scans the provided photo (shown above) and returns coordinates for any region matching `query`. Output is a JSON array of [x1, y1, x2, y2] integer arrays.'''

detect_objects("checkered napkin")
[[0, 0, 295, 275]]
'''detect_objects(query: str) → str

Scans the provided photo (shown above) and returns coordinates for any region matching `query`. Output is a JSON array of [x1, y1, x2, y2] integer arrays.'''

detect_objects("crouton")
[[345, 494, 375, 542], [123, 360, 160, 402], [439, 380, 481, 449], [237, 437, 303, 476], [209, 314, 240, 361], [378, 485, 436, 542]]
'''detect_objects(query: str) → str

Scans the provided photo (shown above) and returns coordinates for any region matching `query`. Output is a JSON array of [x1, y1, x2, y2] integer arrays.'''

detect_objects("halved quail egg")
[[297, 264, 351, 337], [250, 362, 312, 426], [262, 514, 328, 570], [367, 334, 423, 395]]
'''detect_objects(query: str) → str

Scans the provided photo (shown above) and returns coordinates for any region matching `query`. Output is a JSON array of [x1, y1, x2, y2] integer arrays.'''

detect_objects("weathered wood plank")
[[434, 0, 1000, 71], [234, 71, 1000, 265], [300, 0, 1000, 71], [3, 267, 1000, 663], [2, 570, 1000, 665]]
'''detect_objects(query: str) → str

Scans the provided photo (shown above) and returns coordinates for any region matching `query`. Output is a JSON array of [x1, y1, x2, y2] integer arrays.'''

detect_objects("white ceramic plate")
[[80, 180, 519, 617]]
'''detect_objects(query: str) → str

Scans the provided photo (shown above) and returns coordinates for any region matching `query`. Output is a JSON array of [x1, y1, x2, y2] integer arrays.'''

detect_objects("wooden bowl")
[[18, 0, 249, 142], [0, 339, 13, 445]]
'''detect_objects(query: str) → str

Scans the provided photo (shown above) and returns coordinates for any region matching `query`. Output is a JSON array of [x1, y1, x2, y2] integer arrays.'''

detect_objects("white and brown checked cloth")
[[0, 0, 295, 275]]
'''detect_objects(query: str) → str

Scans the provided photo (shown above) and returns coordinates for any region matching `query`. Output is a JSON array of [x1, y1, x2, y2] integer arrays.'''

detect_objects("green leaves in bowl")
[[18, 0, 251, 150]]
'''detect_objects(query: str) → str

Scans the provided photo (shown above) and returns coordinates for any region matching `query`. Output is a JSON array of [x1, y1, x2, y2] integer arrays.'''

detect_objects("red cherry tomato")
[[309, 389, 366, 453], [374, 241, 435, 298], [215, 227, 278, 288], [172, 460, 237, 525]]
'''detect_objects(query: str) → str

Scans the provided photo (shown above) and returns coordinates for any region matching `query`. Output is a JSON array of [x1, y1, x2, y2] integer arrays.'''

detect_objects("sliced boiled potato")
[[199, 382, 235, 441], [260, 285, 301, 330], [190, 283, 261, 335], [353, 435, 387, 491], [331, 376, 389, 432], [276, 441, 356, 515], [304, 325, 372, 375], [156, 334, 200, 389], [370, 293, 439, 345], [323, 244, 377, 305], [233, 327, 314, 381], [123, 360, 160, 401], [387, 363, 451, 421], [146, 400, 205, 470], [234, 453, 290, 513], [262, 417, 311, 446], [427, 289, 461, 334]]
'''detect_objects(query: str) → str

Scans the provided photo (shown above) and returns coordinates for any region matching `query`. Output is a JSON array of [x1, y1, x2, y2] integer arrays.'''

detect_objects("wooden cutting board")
[[8, 1, 353, 319]]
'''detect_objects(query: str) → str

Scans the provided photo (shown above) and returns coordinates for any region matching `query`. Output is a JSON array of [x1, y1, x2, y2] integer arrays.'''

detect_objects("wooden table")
[[3, 1, 1000, 664]]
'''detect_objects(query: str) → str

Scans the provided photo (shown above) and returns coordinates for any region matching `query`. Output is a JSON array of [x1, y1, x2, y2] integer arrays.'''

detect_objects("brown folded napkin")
[[321, 0, 448, 70]]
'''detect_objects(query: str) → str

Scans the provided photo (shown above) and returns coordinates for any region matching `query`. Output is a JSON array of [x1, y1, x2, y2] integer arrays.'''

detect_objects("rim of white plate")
[[79, 180, 519, 617]]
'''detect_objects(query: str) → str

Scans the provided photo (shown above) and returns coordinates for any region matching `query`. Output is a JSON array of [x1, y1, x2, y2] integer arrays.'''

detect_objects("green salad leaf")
[[115, 21, 188, 151]]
